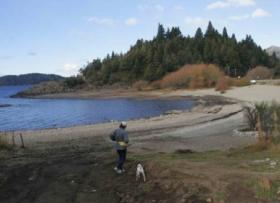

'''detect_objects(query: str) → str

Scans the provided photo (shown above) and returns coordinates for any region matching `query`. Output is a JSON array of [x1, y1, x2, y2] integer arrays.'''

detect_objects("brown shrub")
[[215, 76, 230, 93], [133, 80, 149, 91], [247, 66, 273, 80], [160, 64, 223, 89]]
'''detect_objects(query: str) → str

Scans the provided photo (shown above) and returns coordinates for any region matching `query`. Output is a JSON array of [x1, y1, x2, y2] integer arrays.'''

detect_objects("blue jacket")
[[110, 128, 129, 150]]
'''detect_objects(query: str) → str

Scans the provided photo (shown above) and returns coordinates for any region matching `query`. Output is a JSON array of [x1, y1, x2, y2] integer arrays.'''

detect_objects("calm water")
[[0, 86, 194, 131]]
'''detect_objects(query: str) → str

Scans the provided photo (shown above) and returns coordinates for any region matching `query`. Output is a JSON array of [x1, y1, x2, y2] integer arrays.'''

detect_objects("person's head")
[[119, 121, 127, 129]]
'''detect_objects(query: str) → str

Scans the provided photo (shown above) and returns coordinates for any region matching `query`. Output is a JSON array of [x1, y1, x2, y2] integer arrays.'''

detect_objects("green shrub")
[[64, 76, 85, 88]]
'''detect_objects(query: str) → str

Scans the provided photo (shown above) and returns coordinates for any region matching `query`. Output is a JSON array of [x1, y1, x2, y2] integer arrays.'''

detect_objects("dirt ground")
[[0, 136, 214, 203], [1, 133, 279, 203]]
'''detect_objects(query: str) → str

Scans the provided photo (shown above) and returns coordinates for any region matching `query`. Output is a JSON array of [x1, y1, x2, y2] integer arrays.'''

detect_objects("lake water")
[[0, 86, 194, 131]]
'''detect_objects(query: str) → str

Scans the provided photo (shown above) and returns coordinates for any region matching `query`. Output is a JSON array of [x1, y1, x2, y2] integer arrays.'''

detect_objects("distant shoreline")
[[0, 104, 12, 108]]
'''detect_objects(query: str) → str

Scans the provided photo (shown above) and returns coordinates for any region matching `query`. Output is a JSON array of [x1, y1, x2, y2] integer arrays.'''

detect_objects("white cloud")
[[252, 8, 271, 18], [228, 0, 255, 6], [87, 16, 115, 26], [57, 64, 79, 76], [207, 1, 229, 10], [155, 4, 164, 12], [207, 0, 255, 10], [229, 14, 250, 21], [174, 5, 184, 11], [229, 8, 271, 21], [125, 18, 138, 26], [184, 17, 208, 27]]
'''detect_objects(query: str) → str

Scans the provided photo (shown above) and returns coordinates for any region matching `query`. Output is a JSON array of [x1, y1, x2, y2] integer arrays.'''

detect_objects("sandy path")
[[171, 84, 280, 103], [33, 84, 280, 103]]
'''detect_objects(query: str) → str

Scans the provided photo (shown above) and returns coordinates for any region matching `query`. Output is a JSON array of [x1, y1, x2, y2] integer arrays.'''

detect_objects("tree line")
[[80, 21, 280, 85]]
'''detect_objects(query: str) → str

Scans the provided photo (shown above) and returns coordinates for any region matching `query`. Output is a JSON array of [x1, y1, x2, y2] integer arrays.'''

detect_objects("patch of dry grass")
[[0, 133, 11, 150]]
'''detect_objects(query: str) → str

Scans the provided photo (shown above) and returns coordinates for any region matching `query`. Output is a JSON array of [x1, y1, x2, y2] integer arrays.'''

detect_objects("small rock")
[[92, 189, 97, 192], [270, 161, 277, 167], [28, 176, 35, 181], [206, 197, 212, 203]]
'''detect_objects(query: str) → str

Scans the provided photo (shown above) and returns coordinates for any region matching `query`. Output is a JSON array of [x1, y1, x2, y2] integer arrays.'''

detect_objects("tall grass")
[[244, 102, 280, 144]]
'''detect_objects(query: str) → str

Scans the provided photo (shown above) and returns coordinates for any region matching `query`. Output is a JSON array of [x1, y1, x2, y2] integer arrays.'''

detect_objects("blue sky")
[[0, 0, 279, 76]]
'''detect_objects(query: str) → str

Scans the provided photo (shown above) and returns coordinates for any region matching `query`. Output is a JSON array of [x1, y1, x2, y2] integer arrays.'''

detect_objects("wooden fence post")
[[19, 133, 25, 148], [12, 131, 15, 146]]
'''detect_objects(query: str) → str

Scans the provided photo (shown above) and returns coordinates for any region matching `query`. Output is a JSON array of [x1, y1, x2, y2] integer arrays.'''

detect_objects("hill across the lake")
[[0, 73, 64, 86]]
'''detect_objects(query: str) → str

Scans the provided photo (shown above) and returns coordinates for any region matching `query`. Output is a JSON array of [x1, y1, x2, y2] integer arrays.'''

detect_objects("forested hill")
[[80, 21, 280, 85], [0, 73, 64, 86]]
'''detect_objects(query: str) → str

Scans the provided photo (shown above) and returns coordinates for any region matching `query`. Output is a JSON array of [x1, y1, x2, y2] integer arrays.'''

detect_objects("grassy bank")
[[129, 143, 280, 202]]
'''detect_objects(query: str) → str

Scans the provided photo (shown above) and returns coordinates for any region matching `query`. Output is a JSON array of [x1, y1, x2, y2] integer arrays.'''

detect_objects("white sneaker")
[[114, 167, 122, 174]]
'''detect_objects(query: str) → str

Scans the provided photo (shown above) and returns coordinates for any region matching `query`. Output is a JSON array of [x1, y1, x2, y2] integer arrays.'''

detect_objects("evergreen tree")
[[205, 21, 217, 38], [194, 27, 203, 39], [156, 23, 165, 41], [222, 27, 228, 38]]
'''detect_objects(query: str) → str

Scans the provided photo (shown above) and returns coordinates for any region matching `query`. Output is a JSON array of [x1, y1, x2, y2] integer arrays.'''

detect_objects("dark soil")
[[0, 137, 213, 203]]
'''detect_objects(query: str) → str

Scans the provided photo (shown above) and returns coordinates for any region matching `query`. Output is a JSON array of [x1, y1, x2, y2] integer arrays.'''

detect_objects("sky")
[[0, 0, 279, 76]]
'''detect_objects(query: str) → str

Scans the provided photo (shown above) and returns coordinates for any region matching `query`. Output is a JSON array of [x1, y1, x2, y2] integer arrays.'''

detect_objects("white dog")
[[136, 163, 146, 182]]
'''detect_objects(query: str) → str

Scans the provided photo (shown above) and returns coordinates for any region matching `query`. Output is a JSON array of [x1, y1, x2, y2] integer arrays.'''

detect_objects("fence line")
[[0, 131, 25, 148]]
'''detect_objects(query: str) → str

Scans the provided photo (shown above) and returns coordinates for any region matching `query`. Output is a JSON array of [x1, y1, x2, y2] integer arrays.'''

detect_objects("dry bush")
[[231, 77, 251, 87], [149, 80, 162, 90], [160, 64, 223, 89], [133, 80, 149, 91], [247, 66, 273, 80], [243, 105, 258, 130], [215, 76, 230, 93]]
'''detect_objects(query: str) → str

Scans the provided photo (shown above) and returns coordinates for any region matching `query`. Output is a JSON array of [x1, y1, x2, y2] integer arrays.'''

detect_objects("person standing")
[[110, 121, 129, 174]]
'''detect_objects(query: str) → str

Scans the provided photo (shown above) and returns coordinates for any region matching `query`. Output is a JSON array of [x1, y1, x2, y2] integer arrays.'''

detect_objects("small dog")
[[136, 163, 146, 182]]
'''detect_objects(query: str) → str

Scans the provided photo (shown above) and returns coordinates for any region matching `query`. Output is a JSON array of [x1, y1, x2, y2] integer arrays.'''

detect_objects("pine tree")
[[222, 27, 228, 38], [194, 27, 203, 39], [156, 23, 165, 41], [205, 21, 216, 38]]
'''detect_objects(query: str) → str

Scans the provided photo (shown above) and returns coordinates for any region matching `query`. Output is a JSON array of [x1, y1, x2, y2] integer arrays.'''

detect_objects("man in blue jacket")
[[110, 121, 129, 174]]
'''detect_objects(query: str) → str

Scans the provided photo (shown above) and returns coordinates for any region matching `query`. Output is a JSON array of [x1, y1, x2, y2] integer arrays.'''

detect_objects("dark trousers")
[[117, 149, 127, 170]]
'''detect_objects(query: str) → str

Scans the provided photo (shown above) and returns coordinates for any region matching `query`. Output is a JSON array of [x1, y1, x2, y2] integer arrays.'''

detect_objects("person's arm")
[[124, 131, 129, 143], [110, 130, 116, 141]]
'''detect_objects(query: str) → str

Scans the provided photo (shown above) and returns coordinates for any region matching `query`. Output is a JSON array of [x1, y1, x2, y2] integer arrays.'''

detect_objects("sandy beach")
[[7, 84, 279, 150], [6, 84, 280, 151]]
